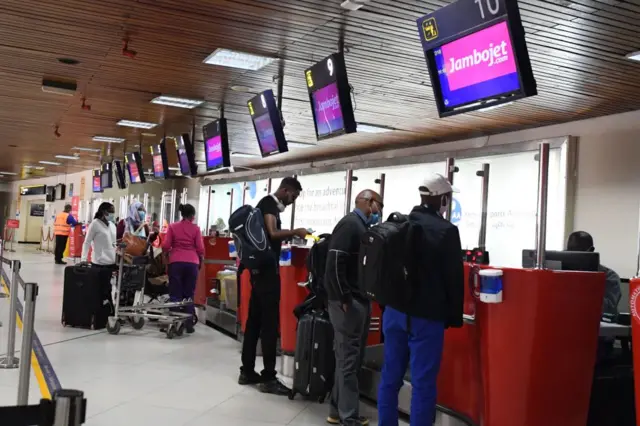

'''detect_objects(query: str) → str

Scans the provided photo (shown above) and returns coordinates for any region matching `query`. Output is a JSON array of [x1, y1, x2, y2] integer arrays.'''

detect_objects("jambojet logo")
[[448, 41, 509, 74], [317, 95, 340, 112]]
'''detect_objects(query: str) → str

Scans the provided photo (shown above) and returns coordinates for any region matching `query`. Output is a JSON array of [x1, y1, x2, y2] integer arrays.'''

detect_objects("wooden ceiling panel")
[[0, 0, 639, 178]]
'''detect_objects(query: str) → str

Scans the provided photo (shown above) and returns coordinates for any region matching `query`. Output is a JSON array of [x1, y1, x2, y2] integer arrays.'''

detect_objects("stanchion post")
[[52, 389, 86, 426], [17, 282, 38, 405], [0, 259, 21, 369], [476, 163, 490, 250], [444, 158, 458, 221], [535, 143, 551, 268]]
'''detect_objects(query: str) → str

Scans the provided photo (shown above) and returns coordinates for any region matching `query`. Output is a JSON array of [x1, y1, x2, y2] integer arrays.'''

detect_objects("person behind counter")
[[53, 203, 78, 265], [161, 203, 204, 334], [378, 174, 464, 426], [325, 189, 382, 426], [238, 177, 309, 395], [81, 202, 117, 269]]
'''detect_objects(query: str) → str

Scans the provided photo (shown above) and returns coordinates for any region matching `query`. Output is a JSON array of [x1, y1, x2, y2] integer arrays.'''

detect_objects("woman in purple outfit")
[[161, 203, 204, 334]]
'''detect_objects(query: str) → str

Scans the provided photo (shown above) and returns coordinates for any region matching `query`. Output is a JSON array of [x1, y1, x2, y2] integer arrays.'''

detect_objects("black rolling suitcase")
[[289, 310, 335, 402], [61, 264, 113, 330]]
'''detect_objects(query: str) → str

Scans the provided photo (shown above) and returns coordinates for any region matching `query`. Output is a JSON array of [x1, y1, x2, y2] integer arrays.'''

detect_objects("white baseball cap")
[[419, 173, 458, 196]]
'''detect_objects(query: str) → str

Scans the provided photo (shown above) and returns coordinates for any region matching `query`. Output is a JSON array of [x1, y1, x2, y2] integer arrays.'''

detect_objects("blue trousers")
[[378, 307, 445, 426], [168, 262, 198, 317]]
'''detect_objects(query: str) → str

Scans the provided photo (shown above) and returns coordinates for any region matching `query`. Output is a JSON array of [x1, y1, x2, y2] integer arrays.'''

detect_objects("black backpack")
[[358, 212, 415, 309], [228, 205, 276, 269], [306, 234, 332, 300]]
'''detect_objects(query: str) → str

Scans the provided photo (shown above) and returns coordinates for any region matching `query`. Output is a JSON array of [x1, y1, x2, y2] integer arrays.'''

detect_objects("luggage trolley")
[[106, 243, 193, 339]]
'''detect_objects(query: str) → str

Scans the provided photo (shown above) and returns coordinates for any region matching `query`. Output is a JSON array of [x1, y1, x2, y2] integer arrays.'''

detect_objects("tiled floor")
[[0, 246, 398, 425]]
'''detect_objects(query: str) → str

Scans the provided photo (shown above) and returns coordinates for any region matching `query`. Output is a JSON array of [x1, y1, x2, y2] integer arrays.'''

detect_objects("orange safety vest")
[[54, 212, 71, 236]]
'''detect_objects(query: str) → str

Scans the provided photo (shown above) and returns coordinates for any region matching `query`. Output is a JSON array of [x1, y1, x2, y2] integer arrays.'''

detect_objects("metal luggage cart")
[[106, 243, 193, 339]]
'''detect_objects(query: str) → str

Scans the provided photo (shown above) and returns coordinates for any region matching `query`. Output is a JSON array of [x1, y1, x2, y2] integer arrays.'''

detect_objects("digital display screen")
[[153, 155, 164, 178], [434, 21, 520, 108], [100, 163, 112, 189], [254, 113, 279, 155], [205, 135, 224, 169], [100, 172, 109, 189], [92, 176, 102, 193], [114, 161, 126, 189], [312, 82, 345, 137], [128, 158, 141, 183], [178, 148, 190, 174]]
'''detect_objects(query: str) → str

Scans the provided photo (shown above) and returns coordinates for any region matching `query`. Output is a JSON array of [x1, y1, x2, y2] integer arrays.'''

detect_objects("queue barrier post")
[[0, 259, 21, 369], [17, 282, 38, 405], [0, 389, 87, 426]]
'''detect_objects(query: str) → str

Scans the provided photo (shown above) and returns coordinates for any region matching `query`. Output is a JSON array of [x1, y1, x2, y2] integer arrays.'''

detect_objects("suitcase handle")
[[73, 264, 90, 274]]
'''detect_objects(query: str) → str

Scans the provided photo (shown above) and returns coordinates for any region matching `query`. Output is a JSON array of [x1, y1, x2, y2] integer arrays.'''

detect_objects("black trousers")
[[241, 268, 280, 380], [54, 235, 68, 263]]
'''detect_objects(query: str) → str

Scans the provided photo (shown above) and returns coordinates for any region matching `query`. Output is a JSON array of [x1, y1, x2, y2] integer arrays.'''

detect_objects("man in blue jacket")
[[378, 174, 464, 426]]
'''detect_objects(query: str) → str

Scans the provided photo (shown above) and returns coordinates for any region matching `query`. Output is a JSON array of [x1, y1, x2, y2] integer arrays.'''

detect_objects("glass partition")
[[294, 171, 347, 235]]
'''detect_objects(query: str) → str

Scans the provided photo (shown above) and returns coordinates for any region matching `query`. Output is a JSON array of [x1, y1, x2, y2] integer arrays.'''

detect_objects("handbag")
[[122, 232, 147, 257]]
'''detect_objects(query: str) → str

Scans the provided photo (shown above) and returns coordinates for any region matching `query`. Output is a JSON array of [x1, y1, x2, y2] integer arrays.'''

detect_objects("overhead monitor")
[[175, 133, 198, 176], [113, 161, 127, 189], [150, 141, 170, 179], [92, 169, 103, 193], [304, 52, 357, 140], [56, 183, 66, 200], [202, 119, 232, 171], [125, 152, 146, 184], [100, 162, 113, 189], [416, 0, 537, 117], [46, 186, 55, 202], [247, 89, 288, 157]]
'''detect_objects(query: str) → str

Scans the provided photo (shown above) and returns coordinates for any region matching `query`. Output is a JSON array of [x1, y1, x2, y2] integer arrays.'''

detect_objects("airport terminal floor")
[[0, 246, 393, 426]]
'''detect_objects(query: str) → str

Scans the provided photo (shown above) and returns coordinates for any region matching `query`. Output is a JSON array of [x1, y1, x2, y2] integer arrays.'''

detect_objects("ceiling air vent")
[[42, 79, 77, 96]]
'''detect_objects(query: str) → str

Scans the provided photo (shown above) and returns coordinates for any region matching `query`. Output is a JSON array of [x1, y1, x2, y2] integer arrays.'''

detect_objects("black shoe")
[[185, 321, 195, 334], [258, 379, 290, 396], [55, 261, 67, 265], [238, 371, 262, 385]]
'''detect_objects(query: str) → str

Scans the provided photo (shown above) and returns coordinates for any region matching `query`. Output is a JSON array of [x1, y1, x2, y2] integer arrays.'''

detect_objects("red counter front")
[[438, 265, 605, 426], [630, 278, 640, 426], [195, 236, 234, 306]]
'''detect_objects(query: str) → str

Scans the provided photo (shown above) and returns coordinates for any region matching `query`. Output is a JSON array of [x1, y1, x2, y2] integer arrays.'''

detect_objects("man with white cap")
[[377, 174, 464, 426]]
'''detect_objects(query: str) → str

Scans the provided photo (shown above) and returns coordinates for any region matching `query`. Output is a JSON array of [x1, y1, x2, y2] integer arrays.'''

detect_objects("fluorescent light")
[[151, 95, 205, 109], [141, 132, 156, 137], [287, 141, 316, 149], [357, 123, 394, 133], [168, 167, 180, 171], [203, 48, 275, 71], [39, 161, 61, 166], [230, 85, 256, 93], [55, 155, 79, 160], [0, 171, 17, 175], [93, 136, 125, 143], [195, 160, 206, 165], [72, 146, 101, 152], [341, 0, 371, 11], [23, 165, 45, 170], [231, 152, 260, 159], [116, 120, 157, 129], [626, 51, 640, 62]]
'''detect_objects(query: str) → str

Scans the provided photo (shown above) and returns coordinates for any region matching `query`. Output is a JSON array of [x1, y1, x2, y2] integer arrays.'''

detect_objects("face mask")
[[271, 194, 286, 212], [139, 211, 146, 221], [106, 213, 115, 223], [367, 213, 380, 226], [439, 196, 449, 216]]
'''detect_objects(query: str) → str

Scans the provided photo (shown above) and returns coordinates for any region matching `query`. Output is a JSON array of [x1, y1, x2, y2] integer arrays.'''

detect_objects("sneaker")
[[238, 371, 262, 385], [185, 321, 195, 334], [258, 379, 290, 396], [329, 417, 369, 426], [326, 416, 340, 424]]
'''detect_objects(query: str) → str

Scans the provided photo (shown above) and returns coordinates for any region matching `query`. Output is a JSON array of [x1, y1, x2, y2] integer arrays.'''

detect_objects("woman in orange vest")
[[54, 204, 78, 265]]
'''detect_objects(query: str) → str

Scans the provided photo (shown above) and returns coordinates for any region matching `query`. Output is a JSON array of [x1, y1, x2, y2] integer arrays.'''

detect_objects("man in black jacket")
[[378, 174, 464, 426], [325, 189, 382, 426]]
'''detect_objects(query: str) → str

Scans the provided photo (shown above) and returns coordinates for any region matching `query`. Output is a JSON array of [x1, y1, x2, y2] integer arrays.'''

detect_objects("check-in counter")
[[196, 236, 236, 330], [360, 263, 606, 426]]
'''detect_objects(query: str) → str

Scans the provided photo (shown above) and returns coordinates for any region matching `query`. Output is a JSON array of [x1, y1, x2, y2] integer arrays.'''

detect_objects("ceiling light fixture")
[[0, 171, 17, 175], [287, 141, 316, 149], [230, 85, 255, 93], [151, 95, 205, 109], [230, 152, 260, 158], [55, 155, 79, 160], [625, 51, 640, 62], [357, 123, 394, 134], [341, 0, 371, 11], [39, 160, 62, 166], [168, 167, 180, 171], [72, 146, 101, 152], [203, 48, 276, 71], [141, 132, 156, 137], [92, 136, 126, 143], [116, 120, 157, 129], [24, 165, 45, 170]]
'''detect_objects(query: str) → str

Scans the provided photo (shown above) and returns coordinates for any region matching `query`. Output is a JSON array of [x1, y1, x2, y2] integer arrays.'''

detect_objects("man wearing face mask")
[[325, 189, 382, 426], [239, 177, 309, 395], [378, 174, 464, 426]]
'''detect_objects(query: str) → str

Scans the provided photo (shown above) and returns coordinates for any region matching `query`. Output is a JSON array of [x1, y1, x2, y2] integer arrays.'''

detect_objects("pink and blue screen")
[[205, 135, 224, 169], [312, 82, 344, 137], [434, 21, 520, 108], [254, 114, 279, 155], [178, 148, 191, 174]]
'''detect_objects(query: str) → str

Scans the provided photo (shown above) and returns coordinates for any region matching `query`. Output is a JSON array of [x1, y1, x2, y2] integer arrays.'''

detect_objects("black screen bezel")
[[247, 89, 288, 158], [150, 141, 170, 179], [92, 169, 103, 193], [176, 133, 198, 176], [100, 162, 113, 189], [113, 161, 127, 189], [202, 119, 232, 170], [125, 152, 146, 184]]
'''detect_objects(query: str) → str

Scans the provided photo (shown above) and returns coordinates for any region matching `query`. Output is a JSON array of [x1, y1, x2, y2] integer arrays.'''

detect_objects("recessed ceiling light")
[[39, 160, 62, 166], [55, 155, 79, 160], [72, 146, 102, 152], [230, 85, 255, 93], [116, 120, 157, 129], [625, 51, 640, 62], [0, 171, 17, 175], [168, 167, 180, 171], [141, 132, 156, 137], [230, 152, 260, 158], [287, 141, 316, 149], [357, 123, 394, 134], [23, 165, 45, 170], [203, 48, 275, 71], [93, 136, 126, 143], [151, 95, 205, 109]]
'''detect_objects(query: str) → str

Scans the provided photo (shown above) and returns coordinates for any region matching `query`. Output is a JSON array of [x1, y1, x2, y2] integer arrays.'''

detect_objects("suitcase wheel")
[[288, 390, 295, 401]]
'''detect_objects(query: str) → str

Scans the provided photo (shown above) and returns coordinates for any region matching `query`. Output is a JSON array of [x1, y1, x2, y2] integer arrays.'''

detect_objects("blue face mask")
[[138, 211, 146, 221], [367, 213, 380, 226], [106, 213, 115, 223]]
